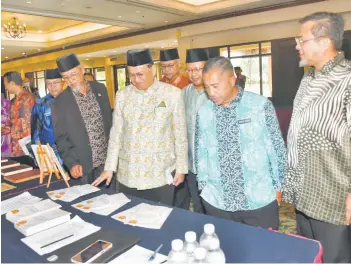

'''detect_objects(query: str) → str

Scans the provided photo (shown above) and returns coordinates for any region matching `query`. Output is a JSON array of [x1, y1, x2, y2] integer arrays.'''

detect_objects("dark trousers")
[[296, 210, 351, 263], [203, 199, 279, 230], [72, 164, 116, 191], [119, 182, 174, 206], [186, 171, 204, 213], [173, 177, 191, 209]]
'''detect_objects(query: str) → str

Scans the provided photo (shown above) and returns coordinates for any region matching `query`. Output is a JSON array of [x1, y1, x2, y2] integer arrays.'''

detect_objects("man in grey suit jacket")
[[51, 53, 114, 189]]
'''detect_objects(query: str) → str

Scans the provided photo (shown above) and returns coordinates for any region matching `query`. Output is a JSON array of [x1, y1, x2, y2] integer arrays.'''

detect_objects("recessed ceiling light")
[[161, 46, 165, 49], [37, 49, 41, 51], [173, 40, 178, 43], [117, 16, 122, 18], [1, 47, 4, 50], [136, 10, 140, 13], [22, 52, 26, 55], [26, 0, 31, 3], [38, 30, 42, 33], [5, 56, 8, 59], [146, 45, 149, 48], [86, 58, 89, 60], [165, 21, 168, 23], [113, 51, 117, 53]]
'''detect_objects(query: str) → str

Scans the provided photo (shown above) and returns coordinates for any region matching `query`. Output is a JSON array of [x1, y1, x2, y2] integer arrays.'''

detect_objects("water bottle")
[[206, 239, 226, 264], [199, 224, 219, 250], [167, 239, 188, 264], [193, 247, 208, 264], [184, 231, 199, 263]]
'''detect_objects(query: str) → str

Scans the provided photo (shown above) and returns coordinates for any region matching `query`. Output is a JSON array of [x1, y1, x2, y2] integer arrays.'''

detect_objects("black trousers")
[[72, 164, 116, 191], [173, 177, 191, 209], [296, 210, 351, 263], [119, 182, 174, 206], [203, 199, 279, 230], [186, 171, 204, 213]]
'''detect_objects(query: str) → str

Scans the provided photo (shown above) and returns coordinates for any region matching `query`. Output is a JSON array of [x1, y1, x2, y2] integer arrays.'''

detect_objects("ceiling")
[[1, 0, 319, 62]]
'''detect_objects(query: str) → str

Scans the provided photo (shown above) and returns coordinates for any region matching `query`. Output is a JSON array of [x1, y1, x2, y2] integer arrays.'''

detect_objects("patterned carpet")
[[279, 202, 296, 234]]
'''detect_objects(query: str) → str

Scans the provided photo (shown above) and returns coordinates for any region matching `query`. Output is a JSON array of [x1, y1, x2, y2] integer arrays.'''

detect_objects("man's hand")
[[276, 191, 282, 206], [173, 173, 185, 187], [1, 126, 11, 135], [70, 165, 83, 179], [346, 193, 351, 226], [92, 170, 113, 187]]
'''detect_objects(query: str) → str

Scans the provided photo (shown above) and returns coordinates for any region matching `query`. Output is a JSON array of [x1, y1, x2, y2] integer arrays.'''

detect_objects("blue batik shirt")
[[195, 88, 287, 212], [31, 94, 63, 165]]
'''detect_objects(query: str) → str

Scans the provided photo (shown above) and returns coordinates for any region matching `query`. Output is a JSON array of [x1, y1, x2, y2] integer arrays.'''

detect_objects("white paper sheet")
[[1, 192, 42, 215], [21, 216, 100, 255], [108, 245, 167, 264], [6, 199, 61, 223], [46, 184, 100, 202], [72, 193, 130, 216], [112, 203, 172, 229]]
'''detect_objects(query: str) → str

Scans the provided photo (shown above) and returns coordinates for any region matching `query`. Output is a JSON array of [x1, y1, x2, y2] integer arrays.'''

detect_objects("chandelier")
[[3, 17, 27, 39]]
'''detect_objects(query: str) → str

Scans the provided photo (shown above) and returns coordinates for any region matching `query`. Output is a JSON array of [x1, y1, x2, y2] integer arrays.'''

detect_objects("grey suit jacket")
[[51, 81, 112, 174]]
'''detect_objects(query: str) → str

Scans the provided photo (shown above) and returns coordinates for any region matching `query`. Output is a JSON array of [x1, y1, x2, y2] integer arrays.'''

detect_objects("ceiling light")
[[165, 21, 168, 23], [113, 51, 117, 53], [3, 17, 27, 39], [22, 52, 26, 55], [161, 46, 165, 49], [117, 16, 122, 19], [37, 48, 41, 51], [173, 40, 178, 43], [86, 58, 89, 60], [1, 47, 4, 50], [38, 30, 42, 33], [136, 10, 140, 13], [26, 0, 31, 3], [5, 56, 8, 59]]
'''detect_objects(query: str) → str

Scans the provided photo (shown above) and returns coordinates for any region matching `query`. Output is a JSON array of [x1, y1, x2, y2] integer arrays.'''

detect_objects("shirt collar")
[[214, 86, 244, 109], [190, 83, 205, 95], [307, 52, 345, 78]]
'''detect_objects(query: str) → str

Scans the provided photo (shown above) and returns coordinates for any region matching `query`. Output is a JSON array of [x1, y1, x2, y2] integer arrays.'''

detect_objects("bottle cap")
[[171, 239, 184, 251], [185, 231, 196, 243], [204, 223, 215, 234]]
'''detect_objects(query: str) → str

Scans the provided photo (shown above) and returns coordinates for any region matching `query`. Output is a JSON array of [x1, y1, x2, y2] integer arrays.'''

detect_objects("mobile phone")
[[71, 240, 113, 264]]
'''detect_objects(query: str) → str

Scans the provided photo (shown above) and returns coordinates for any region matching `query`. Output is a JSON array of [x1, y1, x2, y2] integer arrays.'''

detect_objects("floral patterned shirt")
[[10, 89, 35, 157], [104, 80, 188, 190], [196, 89, 287, 212]]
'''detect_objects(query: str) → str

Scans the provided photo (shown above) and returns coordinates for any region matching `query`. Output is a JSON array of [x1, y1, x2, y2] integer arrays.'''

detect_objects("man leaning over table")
[[92, 48, 188, 206]]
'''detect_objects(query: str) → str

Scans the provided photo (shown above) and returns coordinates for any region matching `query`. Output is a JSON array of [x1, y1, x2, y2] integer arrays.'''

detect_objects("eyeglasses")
[[295, 36, 323, 45], [61, 71, 80, 81], [161, 63, 175, 70], [46, 81, 62, 86], [186, 67, 203, 74]]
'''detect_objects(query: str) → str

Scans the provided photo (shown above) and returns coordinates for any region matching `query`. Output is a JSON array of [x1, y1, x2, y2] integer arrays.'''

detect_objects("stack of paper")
[[6, 199, 61, 223], [46, 184, 100, 202], [112, 203, 173, 229], [1, 192, 42, 215], [15, 209, 71, 236], [21, 216, 101, 255], [108, 245, 167, 264], [72, 193, 131, 216]]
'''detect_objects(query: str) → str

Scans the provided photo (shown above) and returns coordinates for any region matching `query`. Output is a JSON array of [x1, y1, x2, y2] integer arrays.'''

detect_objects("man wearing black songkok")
[[51, 53, 114, 189]]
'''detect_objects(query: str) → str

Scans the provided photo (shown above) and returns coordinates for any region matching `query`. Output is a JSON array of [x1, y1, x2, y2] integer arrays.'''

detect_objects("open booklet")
[[72, 193, 130, 216], [1, 192, 42, 215], [47, 184, 100, 202]]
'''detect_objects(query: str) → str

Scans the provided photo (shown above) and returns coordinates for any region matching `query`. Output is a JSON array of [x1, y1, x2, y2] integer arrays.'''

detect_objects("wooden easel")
[[37, 142, 69, 188]]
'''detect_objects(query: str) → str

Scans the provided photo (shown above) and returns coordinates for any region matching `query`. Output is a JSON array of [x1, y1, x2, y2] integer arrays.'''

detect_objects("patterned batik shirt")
[[283, 53, 351, 226], [10, 89, 35, 157], [104, 80, 188, 190], [196, 88, 287, 212], [72, 83, 108, 168]]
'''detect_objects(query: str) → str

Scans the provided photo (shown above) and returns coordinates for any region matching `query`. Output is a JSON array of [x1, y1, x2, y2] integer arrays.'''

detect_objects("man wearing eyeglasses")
[[51, 53, 114, 189], [93, 49, 188, 205], [31, 69, 64, 164], [181, 48, 210, 213], [160, 48, 190, 89], [283, 12, 351, 262]]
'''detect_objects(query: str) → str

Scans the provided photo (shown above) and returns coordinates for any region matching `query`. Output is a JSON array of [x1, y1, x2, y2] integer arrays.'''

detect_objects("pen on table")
[[148, 244, 163, 262], [40, 234, 74, 249]]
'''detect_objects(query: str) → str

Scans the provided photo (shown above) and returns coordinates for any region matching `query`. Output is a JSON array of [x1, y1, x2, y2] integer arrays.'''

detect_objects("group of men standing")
[[1, 11, 350, 262]]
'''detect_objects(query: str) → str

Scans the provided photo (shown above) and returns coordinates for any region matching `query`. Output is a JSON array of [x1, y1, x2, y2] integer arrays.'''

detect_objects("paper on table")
[[108, 245, 167, 264], [46, 184, 100, 202], [72, 193, 130, 216], [1, 192, 42, 215], [6, 199, 61, 223], [112, 203, 173, 229], [15, 209, 71, 236], [21, 215, 100, 256]]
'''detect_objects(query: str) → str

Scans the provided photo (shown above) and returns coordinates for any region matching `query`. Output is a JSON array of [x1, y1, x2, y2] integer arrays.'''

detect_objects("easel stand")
[[36, 142, 70, 188]]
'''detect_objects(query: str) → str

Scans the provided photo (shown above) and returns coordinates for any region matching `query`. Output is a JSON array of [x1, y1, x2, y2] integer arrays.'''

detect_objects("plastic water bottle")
[[206, 239, 225, 264], [167, 239, 188, 264], [199, 224, 219, 250], [184, 231, 199, 263], [193, 247, 208, 264]]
